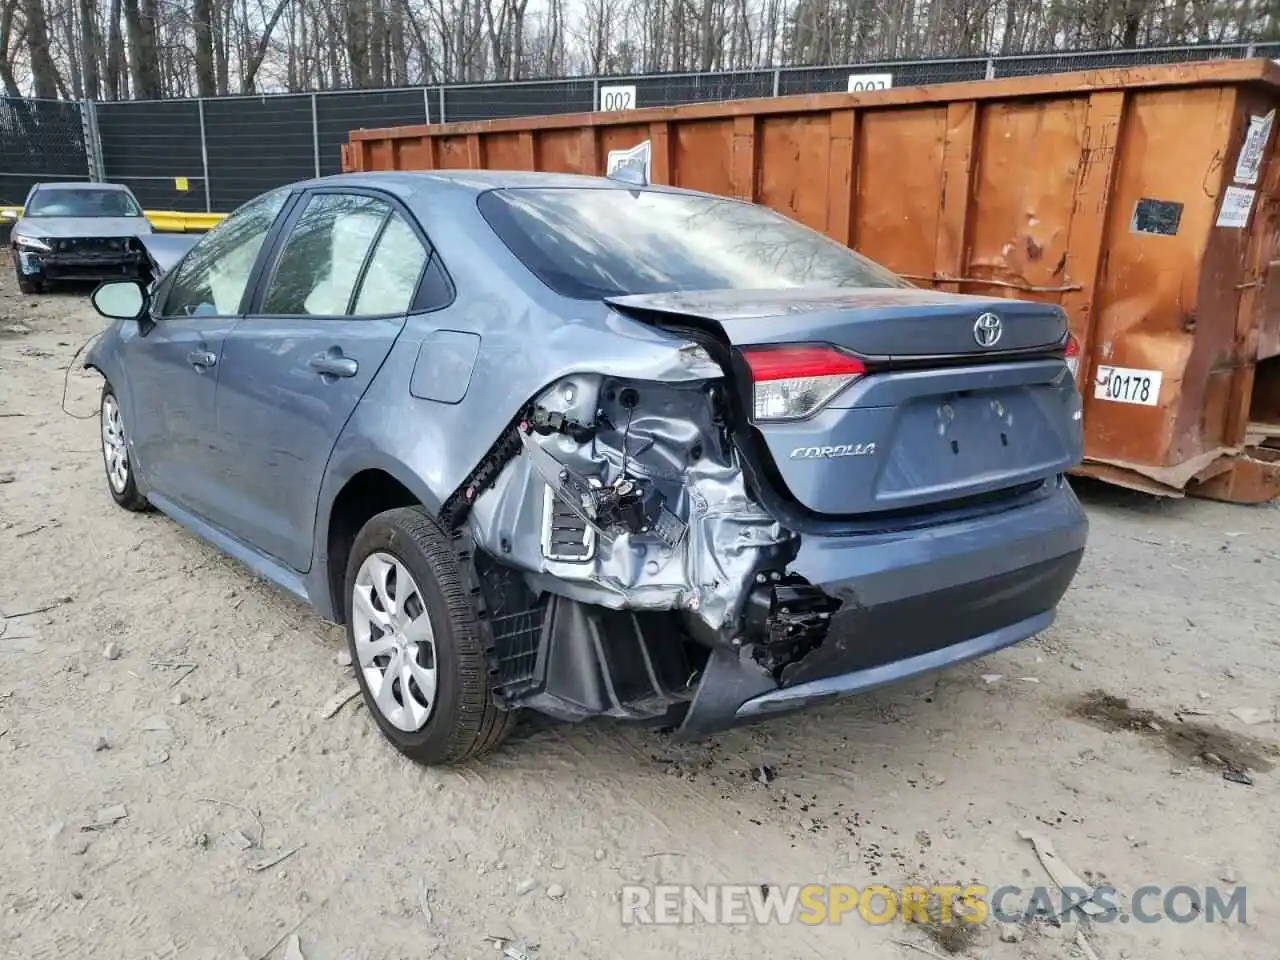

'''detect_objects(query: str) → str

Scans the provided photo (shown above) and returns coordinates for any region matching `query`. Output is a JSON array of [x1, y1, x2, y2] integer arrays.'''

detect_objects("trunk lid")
[[606, 287, 1083, 518], [606, 287, 1067, 358]]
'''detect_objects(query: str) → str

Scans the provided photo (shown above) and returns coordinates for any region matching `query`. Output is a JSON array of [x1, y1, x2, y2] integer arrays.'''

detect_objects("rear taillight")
[[1065, 333, 1080, 378], [741, 345, 866, 422]]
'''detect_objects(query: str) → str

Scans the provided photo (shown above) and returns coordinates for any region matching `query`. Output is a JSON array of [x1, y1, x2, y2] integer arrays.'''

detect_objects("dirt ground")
[[1, 268, 1278, 960]]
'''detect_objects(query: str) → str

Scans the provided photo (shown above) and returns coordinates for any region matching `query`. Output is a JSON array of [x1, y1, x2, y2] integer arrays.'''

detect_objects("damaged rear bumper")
[[675, 478, 1087, 737], [455, 355, 1087, 737]]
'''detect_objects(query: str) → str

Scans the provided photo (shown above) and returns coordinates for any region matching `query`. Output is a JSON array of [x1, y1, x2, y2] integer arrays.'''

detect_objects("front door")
[[120, 312, 237, 503], [212, 190, 430, 570], [123, 188, 290, 517]]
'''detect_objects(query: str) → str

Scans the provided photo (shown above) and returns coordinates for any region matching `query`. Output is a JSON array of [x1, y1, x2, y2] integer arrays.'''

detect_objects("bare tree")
[[0, 0, 24, 97], [2, 0, 1279, 101], [21, 0, 57, 96]]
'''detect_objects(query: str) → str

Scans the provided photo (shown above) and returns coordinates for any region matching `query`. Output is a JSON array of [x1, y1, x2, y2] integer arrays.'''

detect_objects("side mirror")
[[91, 280, 148, 321]]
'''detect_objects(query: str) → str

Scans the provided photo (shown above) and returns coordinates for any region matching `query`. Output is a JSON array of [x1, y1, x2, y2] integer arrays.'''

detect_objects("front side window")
[[26, 187, 143, 218], [261, 193, 391, 316], [476, 187, 911, 299], [162, 189, 289, 318]]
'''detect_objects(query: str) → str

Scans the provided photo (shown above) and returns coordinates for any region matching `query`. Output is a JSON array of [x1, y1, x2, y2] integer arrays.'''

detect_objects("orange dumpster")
[[343, 60, 1280, 502]]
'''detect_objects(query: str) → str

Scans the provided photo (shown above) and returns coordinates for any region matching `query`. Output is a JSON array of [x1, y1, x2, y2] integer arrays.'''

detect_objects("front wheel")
[[344, 507, 514, 765], [12, 255, 42, 295], [100, 384, 149, 511]]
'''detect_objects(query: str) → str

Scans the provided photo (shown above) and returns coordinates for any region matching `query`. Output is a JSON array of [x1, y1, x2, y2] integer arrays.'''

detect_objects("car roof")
[[32, 181, 133, 192], [292, 169, 690, 200]]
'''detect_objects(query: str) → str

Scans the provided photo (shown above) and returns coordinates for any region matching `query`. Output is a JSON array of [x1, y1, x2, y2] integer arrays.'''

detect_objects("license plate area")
[[875, 387, 1069, 505]]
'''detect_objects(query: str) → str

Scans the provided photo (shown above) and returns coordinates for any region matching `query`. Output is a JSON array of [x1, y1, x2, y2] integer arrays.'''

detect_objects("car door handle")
[[308, 353, 358, 378], [187, 349, 217, 369]]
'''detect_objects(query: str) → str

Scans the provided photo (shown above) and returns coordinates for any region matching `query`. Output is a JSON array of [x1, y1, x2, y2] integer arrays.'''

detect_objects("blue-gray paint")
[[736, 610, 1057, 719], [409, 330, 481, 403]]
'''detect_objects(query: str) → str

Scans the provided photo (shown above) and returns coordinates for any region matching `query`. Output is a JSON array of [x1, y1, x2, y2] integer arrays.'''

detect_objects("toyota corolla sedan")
[[10, 181, 152, 293], [84, 170, 1088, 765]]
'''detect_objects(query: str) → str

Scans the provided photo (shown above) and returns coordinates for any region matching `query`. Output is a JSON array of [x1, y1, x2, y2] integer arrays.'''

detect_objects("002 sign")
[[847, 73, 893, 93], [599, 85, 637, 111]]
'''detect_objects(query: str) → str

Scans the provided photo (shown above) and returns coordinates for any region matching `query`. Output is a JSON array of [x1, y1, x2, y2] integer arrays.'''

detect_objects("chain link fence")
[[0, 97, 90, 205], [3, 42, 1279, 209]]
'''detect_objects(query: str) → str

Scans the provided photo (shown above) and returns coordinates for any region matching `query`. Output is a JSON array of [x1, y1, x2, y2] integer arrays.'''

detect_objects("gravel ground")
[[1, 270, 1278, 960]]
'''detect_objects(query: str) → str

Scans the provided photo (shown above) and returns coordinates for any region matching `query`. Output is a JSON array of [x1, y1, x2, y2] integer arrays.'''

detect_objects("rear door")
[[121, 188, 290, 515], [210, 188, 433, 570]]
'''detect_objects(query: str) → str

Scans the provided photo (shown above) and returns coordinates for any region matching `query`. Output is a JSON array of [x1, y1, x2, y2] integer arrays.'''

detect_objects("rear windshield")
[[26, 187, 142, 218], [476, 187, 910, 299]]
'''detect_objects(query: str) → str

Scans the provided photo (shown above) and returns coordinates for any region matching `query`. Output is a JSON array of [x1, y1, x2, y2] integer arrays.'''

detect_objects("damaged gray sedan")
[[84, 171, 1088, 765]]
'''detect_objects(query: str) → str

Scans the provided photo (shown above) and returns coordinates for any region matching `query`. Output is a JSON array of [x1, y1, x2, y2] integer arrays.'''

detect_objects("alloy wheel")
[[352, 551, 438, 732], [101, 394, 130, 493]]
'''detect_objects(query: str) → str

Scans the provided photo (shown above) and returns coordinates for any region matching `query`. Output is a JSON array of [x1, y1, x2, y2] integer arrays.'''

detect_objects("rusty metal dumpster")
[[343, 60, 1280, 503]]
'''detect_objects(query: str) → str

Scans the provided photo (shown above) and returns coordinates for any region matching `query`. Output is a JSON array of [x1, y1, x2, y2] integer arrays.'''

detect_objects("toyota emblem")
[[973, 312, 1003, 348]]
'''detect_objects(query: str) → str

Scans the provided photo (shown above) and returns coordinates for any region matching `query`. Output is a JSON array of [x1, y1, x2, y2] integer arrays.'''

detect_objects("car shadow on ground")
[[37, 280, 103, 298], [454, 472, 1279, 812], [489, 663, 1007, 794]]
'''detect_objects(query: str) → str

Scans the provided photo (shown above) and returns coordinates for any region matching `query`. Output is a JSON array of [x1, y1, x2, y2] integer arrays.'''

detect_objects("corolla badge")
[[973, 312, 1003, 348], [790, 443, 877, 460]]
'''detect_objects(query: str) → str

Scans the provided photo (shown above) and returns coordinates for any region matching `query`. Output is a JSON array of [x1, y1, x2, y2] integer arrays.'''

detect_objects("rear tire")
[[344, 506, 513, 765], [100, 384, 149, 512]]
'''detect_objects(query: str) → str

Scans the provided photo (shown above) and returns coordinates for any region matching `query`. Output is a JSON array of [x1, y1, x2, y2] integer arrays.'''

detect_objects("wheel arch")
[[83, 331, 123, 387], [85, 351, 130, 435], [316, 460, 441, 624]]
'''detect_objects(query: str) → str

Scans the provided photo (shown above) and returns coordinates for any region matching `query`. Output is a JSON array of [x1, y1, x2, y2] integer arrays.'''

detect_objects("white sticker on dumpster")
[[848, 73, 893, 92], [1216, 186, 1256, 229], [598, 85, 637, 112], [606, 140, 651, 182], [1234, 110, 1274, 185], [1094, 365, 1162, 406]]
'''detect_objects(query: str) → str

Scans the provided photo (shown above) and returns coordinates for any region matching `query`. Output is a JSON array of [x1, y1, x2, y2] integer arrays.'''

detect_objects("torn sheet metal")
[[1081, 443, 1245, 494], [468, 372, 795, 636]]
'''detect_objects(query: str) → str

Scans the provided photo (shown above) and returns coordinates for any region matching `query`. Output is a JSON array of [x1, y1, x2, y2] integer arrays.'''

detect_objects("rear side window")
[[353, 212, 429, 316], [476, 187, 910, 299], [262, 193, 389, 316]]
